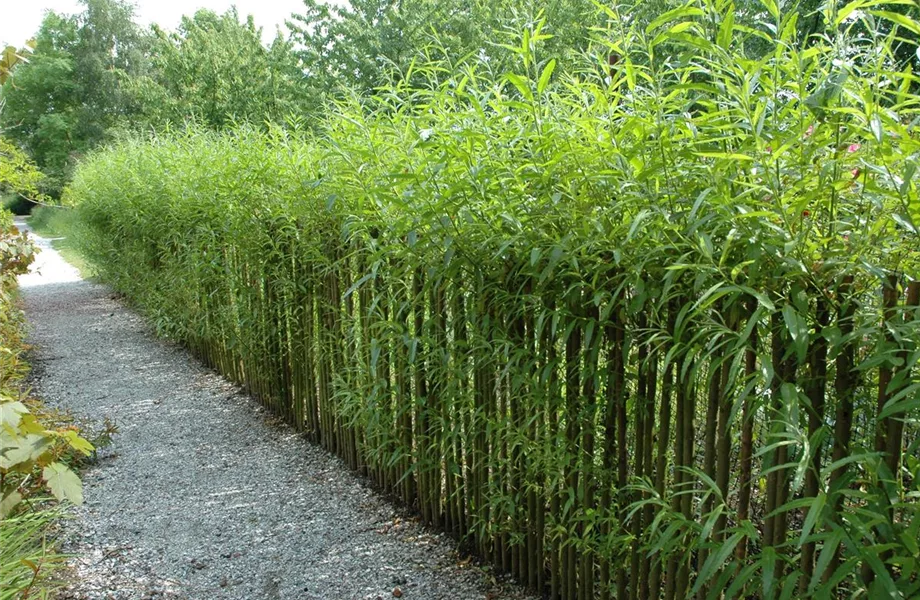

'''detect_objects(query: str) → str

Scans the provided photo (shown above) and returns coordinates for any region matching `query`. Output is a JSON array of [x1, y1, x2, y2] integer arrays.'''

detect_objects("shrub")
[[26, 205, 55, 234]]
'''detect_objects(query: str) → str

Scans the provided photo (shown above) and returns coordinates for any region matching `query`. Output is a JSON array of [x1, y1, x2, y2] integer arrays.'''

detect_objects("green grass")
[[0, 509, 67, 600], [28, 206, 95, 278]]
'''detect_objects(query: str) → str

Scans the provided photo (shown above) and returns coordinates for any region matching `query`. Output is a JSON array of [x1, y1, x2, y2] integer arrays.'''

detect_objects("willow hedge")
[[67, 2, 920, 598]]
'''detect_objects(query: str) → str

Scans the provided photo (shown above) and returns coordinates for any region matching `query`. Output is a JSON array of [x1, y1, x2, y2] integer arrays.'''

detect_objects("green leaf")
[[809, 529, 843, 592], [0, 490, 23, 518], [725, 561, 759, 597], [717, 7, 735, 49], [530, 247, 541, 266], [870, 113, 883, 142], [759, 0, 779, 20], [521, 28, 531, 68], [0, 432, 52, 470], [890, 212, 917, 234], [623, 57, 636, 90], [651, 21, 698, 47], [43, 462, 84, 505], [62, 429, 95, 455], [691, 531, 744, 595], [505, 73, 533, 101], [782, 305, 809, 363], [0, 401, 29, 429], [762, 546, 777, 596], [879, 382, 920, 418], [835, 0, 864, 25], [779, 573, 801, 600], [805, 71, 849, 116], [646, 5, 705, 33], [870, 10, 920, 36], [798, 491, 826, 547], [627, 210, 652, 241], [821, 452, 878, 480], [901, 529, 920, 556], [902, 161, 917, 195], [537, 59, 556, 95]]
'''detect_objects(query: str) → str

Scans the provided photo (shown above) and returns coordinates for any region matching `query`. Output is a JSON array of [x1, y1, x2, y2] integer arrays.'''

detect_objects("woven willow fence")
[[69, 4, 919, 597]]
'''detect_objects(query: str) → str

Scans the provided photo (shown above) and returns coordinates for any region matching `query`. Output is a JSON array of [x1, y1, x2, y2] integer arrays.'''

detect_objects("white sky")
[[1, 0, 331, 47]]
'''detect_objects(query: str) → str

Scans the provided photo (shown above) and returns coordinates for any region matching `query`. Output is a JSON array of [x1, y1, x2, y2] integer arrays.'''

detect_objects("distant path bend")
[[16, 218, 529, 600]]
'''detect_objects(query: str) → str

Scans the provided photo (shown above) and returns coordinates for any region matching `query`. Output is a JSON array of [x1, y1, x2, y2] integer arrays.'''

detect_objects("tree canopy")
[[0, 0, 310, 196], [133, 8, 314, 130], [0, 1, 146, 194], [287, 0, 602, 94]]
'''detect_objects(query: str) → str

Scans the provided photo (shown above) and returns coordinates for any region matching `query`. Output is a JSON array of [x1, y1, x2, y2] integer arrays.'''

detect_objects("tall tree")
[[0, 0, 148, 195], [131, 9, 313, 130], [288, 0, 601, 95]]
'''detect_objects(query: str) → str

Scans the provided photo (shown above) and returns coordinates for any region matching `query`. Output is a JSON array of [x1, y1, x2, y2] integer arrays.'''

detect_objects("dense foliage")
[[288, 0, 602, 94], [127, 8, 314, 130], [68, 1, 920, 597], [0, 1, 147, 194], [0, 0, 310, 196], [0, 137, 46, 204], [4, 0, 918, 197]]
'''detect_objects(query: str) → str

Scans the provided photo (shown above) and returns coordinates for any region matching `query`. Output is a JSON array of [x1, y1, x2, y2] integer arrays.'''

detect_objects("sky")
[[1, 0, 325, 47]]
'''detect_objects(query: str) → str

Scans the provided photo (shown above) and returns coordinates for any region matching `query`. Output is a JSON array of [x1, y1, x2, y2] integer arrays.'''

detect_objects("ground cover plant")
[[0, 209, 94, 597], [67, 1, 920, 597]]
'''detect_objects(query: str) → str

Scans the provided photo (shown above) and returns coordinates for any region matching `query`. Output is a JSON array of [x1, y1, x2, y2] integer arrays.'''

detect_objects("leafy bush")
[[68, 1, 920, 598], [25, 205, 55, 234], [0, 137, 46, 207], [0, 400, 93, 517]]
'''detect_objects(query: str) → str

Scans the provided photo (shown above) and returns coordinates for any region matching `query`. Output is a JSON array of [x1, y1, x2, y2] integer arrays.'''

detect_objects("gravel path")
[[16, 218, 533, 600]]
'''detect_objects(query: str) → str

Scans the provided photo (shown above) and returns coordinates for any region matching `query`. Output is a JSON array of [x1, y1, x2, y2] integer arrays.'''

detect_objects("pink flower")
[[847, 143, 860, 153], [851, 168, 860, 179], [804, 125, 815, 138]]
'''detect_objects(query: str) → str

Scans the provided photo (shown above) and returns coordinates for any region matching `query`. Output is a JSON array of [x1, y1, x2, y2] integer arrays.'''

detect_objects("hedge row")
[[69, 3, 920, 598]]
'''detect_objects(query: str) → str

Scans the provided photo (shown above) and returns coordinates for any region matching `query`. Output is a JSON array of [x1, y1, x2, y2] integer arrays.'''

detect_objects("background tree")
[[130, 9, 313, 131], [287, 0, 601, 95], [0, 0, 148, 196]]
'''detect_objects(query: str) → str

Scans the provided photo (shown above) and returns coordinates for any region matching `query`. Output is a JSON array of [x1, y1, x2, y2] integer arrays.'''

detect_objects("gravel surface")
[[16, 218, 534, 600]]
